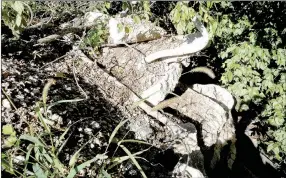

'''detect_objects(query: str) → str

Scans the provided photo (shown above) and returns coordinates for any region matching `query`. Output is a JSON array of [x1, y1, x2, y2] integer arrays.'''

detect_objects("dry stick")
[[72, 60, 88, 99], [40, 54, 68, 69], [101, 42, 146, 57]]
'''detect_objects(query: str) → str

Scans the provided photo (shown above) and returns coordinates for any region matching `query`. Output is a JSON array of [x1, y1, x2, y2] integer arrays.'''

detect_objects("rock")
[[13, 155, 25, 165], [191, 84, 235, 110], [93, 138, 101, 146], [90, 143, 95, 148], [51, 114, 63, 125], [84, 128, 93, 135], [91, 121, 100, 129], [2, 99, 11, 109], [167, 87, 236, 146], [60, 12, 109, 29]]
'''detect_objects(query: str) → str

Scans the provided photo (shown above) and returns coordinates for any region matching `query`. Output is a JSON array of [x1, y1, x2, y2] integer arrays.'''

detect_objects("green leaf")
[[1, 156, 15, 175], [55, 127, 70, 148], [100, 170, 112, 178], [227, 72, 233, 82], [133, 15, 141, 24], [15, 14, 22, 27], [11, 1, 24, 14], [32, 163, 47, 178], [117, 23, 124, 32], [174, 11, 180, 23], [35, 105, 50, 133], [42, 79, 56, 111], [67, 154, 107, 178], [119, 144, 147, 178], [19, 135, 45, 147], [52, 156, 65, 174], [122, 2, 129, 11], [69, 140, 90, 167], [69, 148, 82, 167], [41, 148, 53, 164], [2, 124, 15, 135], [24, 144, 34, 175], [125, 26, 130, 34], [118, 139, 152, 146], [105, 2, 111, 9], [4, 136, 17, 148], [108, 119, 129, 144], [47, 98, 84, 111], [108, 146, 151, 170]]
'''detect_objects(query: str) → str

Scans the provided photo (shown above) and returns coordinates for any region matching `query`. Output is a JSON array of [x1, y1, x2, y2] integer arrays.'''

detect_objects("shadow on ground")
[[163, 69, 285, 178], [47, 75, 180, 177], [1, 61, 181, 177]]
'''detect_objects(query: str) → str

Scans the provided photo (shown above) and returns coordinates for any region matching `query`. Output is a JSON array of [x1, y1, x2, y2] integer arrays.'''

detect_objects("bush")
[[169, 1, 286, 167], [1, 1, 33, 38]]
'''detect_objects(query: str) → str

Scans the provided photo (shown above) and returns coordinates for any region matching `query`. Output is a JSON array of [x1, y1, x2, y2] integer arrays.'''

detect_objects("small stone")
[[78, 127, 83, 132], [2, 99, 11, 109], [28, 76, 37, 82], [84, 128, 93, 135], [91, 121, 100, 129], [1, 82, 9, 88], [24, 127, 29, 133], [79, 169, 86, 176], [93, 138, 101, 146], [51, 114, 63, 124], [13, 155, 25, 165], [16, 94, 24, 100], [90, 143, 95, 148]]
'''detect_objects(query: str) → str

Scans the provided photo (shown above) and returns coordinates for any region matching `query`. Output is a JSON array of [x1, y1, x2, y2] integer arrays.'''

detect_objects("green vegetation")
[[171, 1, 285, 164], [1, 1, 33, 38], [2, 80, 150, 178]]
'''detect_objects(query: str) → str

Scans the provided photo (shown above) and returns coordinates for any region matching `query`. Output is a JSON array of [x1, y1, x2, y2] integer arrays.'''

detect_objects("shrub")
[[170, 1, 286, 167], [1, 1, 33, 38]]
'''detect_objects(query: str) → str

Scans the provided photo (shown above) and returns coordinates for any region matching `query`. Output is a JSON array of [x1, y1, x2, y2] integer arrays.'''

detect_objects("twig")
[[72, 60, 88, 99], [40, 53, 68, 69], [101, 42, 146, 57]]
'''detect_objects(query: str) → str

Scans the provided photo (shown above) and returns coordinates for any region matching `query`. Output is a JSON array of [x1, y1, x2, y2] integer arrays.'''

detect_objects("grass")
[[2, 79, 152, 178]]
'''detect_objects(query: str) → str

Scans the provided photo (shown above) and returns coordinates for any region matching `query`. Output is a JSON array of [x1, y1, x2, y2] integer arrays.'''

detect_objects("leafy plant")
[[121, 1, 151, 21], [82, 21, 109, 54], [169, 1, 219, 38], [215, 6, 286, 164], [1, 1, 33, 38], [2, 124, 18, 148], [169, 1, 286, 167]]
